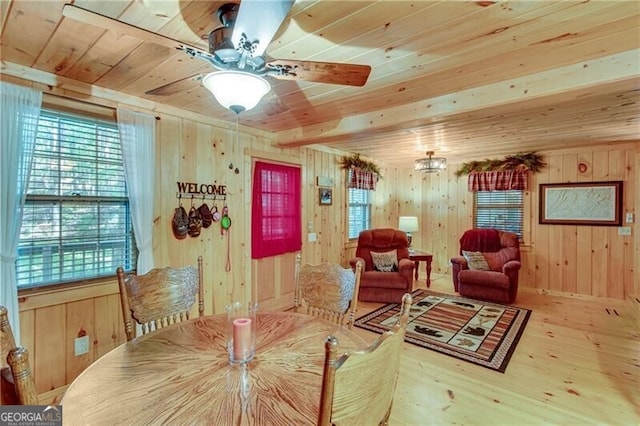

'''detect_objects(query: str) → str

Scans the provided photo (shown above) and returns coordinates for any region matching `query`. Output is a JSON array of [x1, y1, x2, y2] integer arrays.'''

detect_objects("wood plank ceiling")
[[1, 0, 639, 167]]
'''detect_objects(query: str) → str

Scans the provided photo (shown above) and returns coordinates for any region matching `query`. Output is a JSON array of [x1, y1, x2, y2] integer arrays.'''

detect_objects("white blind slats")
[[473, 190, 523, 238], [17, 109, 136, 289], [348, 184, 371, 239]]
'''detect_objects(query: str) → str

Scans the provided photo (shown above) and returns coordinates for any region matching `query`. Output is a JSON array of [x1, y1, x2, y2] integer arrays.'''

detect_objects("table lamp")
[[398, 216, 419, 251]]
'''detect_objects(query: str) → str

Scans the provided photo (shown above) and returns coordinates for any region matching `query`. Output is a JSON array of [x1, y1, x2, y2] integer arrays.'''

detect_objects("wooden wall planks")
[[392, 144, 640, 300], [17, 283, 125, 395], [8, 77, 638, 402]]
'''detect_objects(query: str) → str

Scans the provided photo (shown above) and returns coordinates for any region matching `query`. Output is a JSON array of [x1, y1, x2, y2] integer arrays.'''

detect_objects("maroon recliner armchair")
[[450, 228, 521, 304], [349, 228, 415, 303]]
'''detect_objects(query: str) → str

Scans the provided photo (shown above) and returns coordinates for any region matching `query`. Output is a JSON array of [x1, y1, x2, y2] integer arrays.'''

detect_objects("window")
[[473, 190, 523, 238], [348, 187, 371, 239], [251, 161, 301, 258], [16, 109, 136, 289]]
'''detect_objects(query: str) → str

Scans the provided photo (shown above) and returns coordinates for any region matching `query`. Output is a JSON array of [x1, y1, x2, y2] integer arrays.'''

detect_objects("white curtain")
[[0, 82, 42, 345], [117, 108, 156, 274]]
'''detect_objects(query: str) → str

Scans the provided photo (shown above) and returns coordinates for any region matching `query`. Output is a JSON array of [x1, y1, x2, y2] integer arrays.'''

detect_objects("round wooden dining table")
[[61, 312, 367, 425]]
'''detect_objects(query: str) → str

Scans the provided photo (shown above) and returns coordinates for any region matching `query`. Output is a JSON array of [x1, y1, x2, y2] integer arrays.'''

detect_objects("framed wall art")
[[539, 181, 623, 226], [319, 188, 332, 206]]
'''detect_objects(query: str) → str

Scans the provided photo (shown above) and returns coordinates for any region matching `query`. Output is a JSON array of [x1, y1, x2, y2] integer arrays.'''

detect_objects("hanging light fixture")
[[414, 151, 447, 173], [201, 70, 271, 114]]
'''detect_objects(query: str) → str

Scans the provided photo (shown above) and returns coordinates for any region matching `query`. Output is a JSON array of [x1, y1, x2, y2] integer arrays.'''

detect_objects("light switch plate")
[[308, 232, 317, 242], [626, 212, 634, 223], [618, 227, 631, 236]]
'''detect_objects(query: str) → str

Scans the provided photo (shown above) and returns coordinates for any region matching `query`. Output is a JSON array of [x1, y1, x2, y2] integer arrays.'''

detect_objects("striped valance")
[[348, 167, 378, 191], [468, 170, 528, 192]]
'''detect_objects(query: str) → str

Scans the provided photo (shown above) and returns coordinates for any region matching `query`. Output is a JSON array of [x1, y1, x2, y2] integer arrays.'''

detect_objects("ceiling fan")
[[62, 0, 372, 113]]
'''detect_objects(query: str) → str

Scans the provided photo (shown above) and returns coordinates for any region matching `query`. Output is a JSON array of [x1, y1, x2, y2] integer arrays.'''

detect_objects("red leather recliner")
[[450, 228, 521, 304], [350, 228, 415, 303]]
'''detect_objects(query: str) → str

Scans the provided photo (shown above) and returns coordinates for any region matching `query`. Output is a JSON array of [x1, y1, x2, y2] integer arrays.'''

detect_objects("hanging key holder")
[[221, 204, 232, 272], [220, 205, 232, 235]]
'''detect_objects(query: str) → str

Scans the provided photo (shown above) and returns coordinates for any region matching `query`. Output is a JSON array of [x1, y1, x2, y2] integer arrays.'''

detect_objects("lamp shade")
[[398, 216, 419, 233], [202, 71, 271, 114], [415, 151, 447, 173]]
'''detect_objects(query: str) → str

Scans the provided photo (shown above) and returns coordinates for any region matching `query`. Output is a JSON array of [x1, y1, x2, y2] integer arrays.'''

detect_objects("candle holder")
[[225, 301, 258, 364]]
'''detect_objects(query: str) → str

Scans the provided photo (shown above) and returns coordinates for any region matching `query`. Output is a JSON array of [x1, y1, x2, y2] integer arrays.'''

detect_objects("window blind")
[[348, 186, 371, 239], [17, 109, 136, 288], [473, 190, 523, 237]]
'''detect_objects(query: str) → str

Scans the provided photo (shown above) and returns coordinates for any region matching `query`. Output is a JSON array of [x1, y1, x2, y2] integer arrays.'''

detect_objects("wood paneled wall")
[[13, 84, 360, 396], [17, 282, 125, 399], [151, 116, 353, 313], [379, 143, 640, 300], [8, 74, 638, 400]]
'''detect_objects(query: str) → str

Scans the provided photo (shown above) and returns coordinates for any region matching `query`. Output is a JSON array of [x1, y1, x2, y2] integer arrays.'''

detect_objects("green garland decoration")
[[339, 153, 382, 180], [455, 152, 547, 177]]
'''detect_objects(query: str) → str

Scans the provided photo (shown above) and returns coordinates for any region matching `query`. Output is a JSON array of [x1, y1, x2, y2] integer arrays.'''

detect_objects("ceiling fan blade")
[[267, 60, 372, 87], [61, 4, 208, 55], [145, 74, 205, 96], [232, 0, 295, 57]]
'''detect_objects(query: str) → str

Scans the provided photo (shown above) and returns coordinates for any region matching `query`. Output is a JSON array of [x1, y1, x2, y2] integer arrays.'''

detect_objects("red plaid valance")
[[468, 170, 528, 192], [348, 167, 378, 191]]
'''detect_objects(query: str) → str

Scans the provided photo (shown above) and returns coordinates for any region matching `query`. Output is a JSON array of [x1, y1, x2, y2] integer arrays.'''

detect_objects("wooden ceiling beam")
[[275, 49, 640, 148]]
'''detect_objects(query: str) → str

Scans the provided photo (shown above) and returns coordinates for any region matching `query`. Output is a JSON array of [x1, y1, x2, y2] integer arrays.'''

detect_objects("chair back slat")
[[319, 293, 412, 425], [117, 256, 205, 341], [294, 253, 363, 329]]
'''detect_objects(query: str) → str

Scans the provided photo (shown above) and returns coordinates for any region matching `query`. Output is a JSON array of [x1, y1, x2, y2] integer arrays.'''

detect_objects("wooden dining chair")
[[1, 305, 38, 405], [7, 347, 38, 405], [116, 256, 205, 341], [294, 253, 364, 329], [318, 292, 413, 426], [1, 305, 18, 405]]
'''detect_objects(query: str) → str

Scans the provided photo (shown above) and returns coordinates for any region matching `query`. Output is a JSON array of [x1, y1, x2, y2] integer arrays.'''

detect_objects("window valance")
[[348, 167, 378, 191], [468, 169, 528, 192]]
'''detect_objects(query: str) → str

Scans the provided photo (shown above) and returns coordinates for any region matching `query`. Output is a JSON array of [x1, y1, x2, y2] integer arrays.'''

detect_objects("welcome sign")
[[177, 181, 227, 196]]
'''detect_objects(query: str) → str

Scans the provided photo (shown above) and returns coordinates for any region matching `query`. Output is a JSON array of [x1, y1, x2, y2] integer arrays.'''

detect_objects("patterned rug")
[[354, 289, 531, 373]]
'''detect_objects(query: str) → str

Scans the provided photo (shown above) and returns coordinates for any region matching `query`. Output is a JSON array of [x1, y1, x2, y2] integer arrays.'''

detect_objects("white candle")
[[233, 318, 252, 360]]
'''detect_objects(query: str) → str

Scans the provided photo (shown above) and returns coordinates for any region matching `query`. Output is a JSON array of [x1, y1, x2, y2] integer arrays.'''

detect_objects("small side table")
[[408, 250, 433, 287]]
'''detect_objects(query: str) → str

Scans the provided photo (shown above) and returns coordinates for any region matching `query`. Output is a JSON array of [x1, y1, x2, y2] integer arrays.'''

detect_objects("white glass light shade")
[[202, 71, 271, 114], [398, 216, 419, 232], [414, 151, 447, 173]]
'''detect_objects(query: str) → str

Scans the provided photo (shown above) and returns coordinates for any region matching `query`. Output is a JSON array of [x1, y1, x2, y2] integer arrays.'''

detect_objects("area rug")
[[354, 289, 531, 373]]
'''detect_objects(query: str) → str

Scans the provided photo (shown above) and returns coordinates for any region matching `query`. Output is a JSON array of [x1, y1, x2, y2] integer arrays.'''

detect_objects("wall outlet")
[[626, 212, 634, 223], [74, 335, 90, 356], [618, 227, 631, 236], [308, 232, 317, 242]]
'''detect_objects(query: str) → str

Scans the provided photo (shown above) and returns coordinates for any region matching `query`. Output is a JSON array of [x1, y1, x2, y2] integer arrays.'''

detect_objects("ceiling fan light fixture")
[[415, 151, 447, 173], [202, 71, 271, 114]]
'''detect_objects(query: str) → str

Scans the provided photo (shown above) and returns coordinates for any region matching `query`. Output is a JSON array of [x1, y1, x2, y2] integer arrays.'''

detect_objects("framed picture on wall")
[[319, 188, 332, 206], [539, 181, 623, 226]]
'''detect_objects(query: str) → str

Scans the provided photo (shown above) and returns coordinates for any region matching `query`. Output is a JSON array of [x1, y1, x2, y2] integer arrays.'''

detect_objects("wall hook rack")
[[176, 192, 227, 203]]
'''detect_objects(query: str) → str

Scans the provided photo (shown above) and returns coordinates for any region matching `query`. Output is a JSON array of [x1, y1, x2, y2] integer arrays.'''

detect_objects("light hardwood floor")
[[43, 275, 639, 424], [352, 275, 640, 426]]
